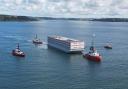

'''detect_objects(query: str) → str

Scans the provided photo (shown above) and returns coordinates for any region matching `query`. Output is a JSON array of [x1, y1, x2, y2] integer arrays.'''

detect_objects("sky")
[[0, 0, 128, 18]]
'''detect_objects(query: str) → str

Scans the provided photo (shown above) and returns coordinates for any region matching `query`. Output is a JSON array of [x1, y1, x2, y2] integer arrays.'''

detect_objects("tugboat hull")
[[12, 50, 25, 57], [83, 54, 102, 62], [33, 41, 42, 44], [104, 46, 112, 49]]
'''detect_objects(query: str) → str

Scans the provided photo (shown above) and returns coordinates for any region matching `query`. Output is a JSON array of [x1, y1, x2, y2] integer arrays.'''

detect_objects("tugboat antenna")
[[17, 43, 19, 49], [35, 34, 37, 39], [92, 34, 95, 47]]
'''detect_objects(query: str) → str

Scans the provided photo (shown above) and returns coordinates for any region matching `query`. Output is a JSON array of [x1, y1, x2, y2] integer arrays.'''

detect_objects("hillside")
[[0, 15, 39, 21], [1, 15, 128, 22]]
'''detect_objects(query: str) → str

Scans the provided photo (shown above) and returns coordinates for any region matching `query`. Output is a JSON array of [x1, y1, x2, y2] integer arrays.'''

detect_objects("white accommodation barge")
[[48, 36, 85, 53]]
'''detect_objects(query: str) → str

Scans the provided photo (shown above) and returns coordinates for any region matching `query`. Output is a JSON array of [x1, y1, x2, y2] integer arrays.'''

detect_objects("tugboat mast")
[[92, 34, 95, 47], [90, 34, 95, 51], [17, 43, 20, 49], [35, 34, 38, 39]]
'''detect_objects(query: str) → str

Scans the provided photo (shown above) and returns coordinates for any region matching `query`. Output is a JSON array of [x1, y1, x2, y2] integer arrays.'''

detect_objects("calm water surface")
[[0, 20, 128, 89]]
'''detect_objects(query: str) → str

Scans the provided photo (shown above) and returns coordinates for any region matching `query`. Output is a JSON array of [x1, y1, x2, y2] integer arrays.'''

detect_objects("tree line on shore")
[[1, 14, 128, 22]]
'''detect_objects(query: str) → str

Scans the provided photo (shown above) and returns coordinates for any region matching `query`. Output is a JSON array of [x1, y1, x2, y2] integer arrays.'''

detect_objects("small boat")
[[12, 43, 25, 57], [104, 44, 112, 49], [33, 34, 42, 44], [83, 34, 102, 62]]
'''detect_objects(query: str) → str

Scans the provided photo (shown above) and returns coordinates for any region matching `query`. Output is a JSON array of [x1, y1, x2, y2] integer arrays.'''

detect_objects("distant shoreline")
[[39, 17, 128, 22], [1, 14, 128, 22], [0, 15, 39, 21]]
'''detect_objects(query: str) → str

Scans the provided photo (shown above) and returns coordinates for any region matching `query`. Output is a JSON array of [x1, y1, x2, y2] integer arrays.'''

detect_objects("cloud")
[[0, 0, 128, 17]]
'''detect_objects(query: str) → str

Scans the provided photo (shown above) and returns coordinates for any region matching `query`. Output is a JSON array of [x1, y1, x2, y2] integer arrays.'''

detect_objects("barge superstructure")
[[48, 36, 85, 53]]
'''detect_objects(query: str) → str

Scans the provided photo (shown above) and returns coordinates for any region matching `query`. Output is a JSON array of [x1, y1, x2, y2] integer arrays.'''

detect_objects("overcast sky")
[[0, 0, 128, 18]]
